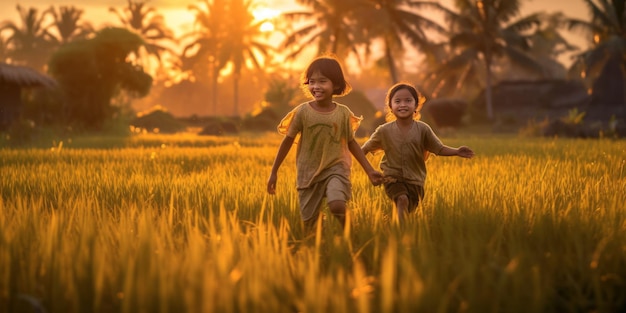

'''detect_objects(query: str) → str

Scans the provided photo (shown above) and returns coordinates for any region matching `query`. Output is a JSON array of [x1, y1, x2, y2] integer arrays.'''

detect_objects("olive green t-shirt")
[[361, 120, 444, 186], [278, 101, 361, 189]]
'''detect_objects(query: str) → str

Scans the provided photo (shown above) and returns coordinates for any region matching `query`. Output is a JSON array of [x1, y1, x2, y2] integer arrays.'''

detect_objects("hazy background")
[[1, 0, 590, 67]]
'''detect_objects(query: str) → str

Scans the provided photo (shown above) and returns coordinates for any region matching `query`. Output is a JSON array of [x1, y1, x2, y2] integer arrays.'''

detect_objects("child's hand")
[[458, 146, 474, 158], [267, 174, 277, 194], [369, 171, 384, 186], [382, 176, 397, 183]]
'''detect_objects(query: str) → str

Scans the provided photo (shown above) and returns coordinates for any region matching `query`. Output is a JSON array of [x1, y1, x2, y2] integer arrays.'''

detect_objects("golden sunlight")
[[253, 7, 280, 32]]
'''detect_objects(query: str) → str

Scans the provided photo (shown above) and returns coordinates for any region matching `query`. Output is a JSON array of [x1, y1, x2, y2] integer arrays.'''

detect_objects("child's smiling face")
[[390, 88, 417, 120], [307, 71, 334, 103]]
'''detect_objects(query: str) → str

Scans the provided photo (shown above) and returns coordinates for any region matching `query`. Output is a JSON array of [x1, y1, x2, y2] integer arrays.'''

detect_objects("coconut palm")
[[489, 12, 578, 81], [181, 0, 229, 114], [0, 5, 54, 71], [430, 0, 546, 120], [183, 0, 272, 116], [0, 34, 9, 63], [518, 13, 577, 78], [221, 0, 273, 116], [281, 0, 365, 64], [565, 0, 626, 106], [109, 0, 175, 67], [354, 0, 447, 84], [45, 6, 93, 46]]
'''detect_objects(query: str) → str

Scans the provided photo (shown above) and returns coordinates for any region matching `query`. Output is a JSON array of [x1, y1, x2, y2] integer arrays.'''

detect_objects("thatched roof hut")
[[0, 62, 57, 88], [0, 62, 57, 131]]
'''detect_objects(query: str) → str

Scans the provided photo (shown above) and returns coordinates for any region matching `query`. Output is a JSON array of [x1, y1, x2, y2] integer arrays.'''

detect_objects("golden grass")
[[1, 134, 625, 312]]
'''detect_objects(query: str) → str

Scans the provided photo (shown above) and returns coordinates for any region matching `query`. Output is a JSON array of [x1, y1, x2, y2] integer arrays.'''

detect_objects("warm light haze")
[[0, 0, 588, 66], [0, 0, 590, 70], [1, 0, 589, 47]]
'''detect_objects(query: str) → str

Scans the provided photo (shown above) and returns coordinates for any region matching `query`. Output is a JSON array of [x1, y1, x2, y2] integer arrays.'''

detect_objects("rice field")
[[1, 132, 625, 313]]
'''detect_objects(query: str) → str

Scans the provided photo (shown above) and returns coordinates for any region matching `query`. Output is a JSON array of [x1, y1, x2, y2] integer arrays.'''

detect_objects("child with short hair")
[[267, 55, 383, 233]]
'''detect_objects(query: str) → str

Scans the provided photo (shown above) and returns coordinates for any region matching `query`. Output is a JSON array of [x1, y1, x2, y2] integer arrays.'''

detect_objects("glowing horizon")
[[0, 0, 590, 68]]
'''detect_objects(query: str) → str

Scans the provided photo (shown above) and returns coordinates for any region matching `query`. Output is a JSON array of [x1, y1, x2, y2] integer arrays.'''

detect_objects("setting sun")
[[252, 7, 281, 32]]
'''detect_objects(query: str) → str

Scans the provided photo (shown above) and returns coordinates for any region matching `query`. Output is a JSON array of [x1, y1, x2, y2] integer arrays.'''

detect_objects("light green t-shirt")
[[278, 101, 361, 189], [361, 120, 444, 186]]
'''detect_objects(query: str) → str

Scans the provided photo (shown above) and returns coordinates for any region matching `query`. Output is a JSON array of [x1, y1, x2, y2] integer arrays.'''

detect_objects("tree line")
[[0, 0, 624, 131]]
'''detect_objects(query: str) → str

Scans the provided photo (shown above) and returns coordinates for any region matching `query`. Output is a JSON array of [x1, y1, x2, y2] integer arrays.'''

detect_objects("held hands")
[[457, 146, 475, 159], [368, 170, 384, 186]]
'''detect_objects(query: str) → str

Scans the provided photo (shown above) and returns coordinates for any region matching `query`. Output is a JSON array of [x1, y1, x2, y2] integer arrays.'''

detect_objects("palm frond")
[[502, 45, 546, 76]]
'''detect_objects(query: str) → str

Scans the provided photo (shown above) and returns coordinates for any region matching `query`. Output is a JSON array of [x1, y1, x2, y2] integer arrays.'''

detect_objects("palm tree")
[[183, 0, 272, 116], [0, 34, 9, 63], [565, 0, 626, 106], [0, 5, 53, 71], [430, 0, 546, 120], [221, 0, 273, 116], [280, 0, 365, 64], [109, 0, 175, 68], [354, 0, 447, 84], [181, 0, 229, 115], [486, 12, 578, 81], [517, 12, 577, 79], [45, 6, 93, 46]]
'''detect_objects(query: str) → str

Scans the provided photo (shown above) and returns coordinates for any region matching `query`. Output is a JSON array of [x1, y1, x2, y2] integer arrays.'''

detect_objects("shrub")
[[423, 98, 467, 128], [130, 110, 185, 134], [198, 118, 240, 136], [6, 119, 38, 145]]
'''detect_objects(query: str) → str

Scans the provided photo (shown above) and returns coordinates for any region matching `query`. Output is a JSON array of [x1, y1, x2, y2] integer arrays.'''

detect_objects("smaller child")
[[361, 82, 474, 223]]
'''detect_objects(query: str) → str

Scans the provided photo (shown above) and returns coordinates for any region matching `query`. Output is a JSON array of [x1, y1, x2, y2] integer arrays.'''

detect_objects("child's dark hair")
[[302, 55, 351, 96], [385, 82, 426, 122]]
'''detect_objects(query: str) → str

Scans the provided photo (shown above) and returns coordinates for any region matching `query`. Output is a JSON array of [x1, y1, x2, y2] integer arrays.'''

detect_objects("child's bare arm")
[[267, 136, 295, 194], [349, 139, 383, 185], [438, 145, 474, 158], [361, 144, 372, 155]]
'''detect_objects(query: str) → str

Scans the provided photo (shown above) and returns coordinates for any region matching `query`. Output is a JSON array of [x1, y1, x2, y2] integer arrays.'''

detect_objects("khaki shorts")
[[298, 175, 351, 222], [384, 180, 424, 213]]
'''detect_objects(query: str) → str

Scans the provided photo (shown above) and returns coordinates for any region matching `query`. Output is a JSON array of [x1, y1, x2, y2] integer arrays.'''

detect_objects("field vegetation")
[[1, 133, 625, 313]]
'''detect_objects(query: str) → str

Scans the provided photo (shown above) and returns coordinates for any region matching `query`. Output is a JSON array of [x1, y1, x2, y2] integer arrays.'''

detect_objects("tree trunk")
[[485, 74, 493, 120], [233, 73, 239, 117], [212, 63, 219, 115], [212, 77, 218, 115], [384, 39, 398, 84], [484, 57, 494, 120]]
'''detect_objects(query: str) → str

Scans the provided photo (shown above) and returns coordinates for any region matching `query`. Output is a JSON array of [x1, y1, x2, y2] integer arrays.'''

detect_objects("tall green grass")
[[1, 134, 625, 312]]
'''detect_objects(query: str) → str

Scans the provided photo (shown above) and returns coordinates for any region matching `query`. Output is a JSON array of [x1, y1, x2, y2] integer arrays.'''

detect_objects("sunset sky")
[[1, 0, 591, 67], [1, 0, 299, 36]]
